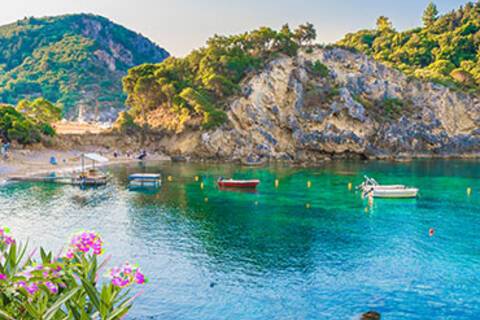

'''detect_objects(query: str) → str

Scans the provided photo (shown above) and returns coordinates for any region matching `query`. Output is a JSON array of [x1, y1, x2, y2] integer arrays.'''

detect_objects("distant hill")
[[0, 14, 169, 121], [337, 1, 480, 92]]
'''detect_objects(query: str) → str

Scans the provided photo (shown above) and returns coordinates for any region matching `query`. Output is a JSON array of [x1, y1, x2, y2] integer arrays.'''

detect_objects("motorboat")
[[358, 176, 419, 199], [217, 177, 260, 188], [129, 173, 162, 189]]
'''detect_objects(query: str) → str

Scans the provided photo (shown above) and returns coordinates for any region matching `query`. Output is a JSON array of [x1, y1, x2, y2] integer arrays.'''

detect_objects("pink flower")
[[0, 227, 15, 246], [0, 274, 7, 281], [108, 262, 146, 288], [45, 281, 58, 294], [26, 283, 39, 295], [135, 271, 146, 284], [66, 231, 103, 258], [65, 249, 74, 259]]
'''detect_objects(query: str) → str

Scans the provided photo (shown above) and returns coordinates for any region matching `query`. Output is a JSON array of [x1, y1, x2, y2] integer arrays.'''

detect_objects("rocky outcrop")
[[166, 47, 480, 161]]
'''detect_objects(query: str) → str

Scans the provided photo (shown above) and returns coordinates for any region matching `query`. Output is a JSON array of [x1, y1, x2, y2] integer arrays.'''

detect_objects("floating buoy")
[[194, 176, 199, 182], [167, 176, 173, 182], [348, 182, 353, 191], [429, 228, 435, 237], [200, 182, 205, 190], [274, 179, 279, 188], [254, 201, 259, 206], [305, 203, 311, 209], [467, 187, 472, 196], [204, 197, 209, 203], [307, 181, 312, 189]]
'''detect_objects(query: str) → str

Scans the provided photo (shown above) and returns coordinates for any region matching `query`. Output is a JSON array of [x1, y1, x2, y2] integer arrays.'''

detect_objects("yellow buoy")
[[305, 203, 311, 209], [348, 182, 353, 191], [200, 182, 205, 190], [307, 181, 312, 189], [204, 197, 209, 203], [275, 179, 279, 188], [167, 176, 173, 182], [467, 187, 472, 196], [194, 176, 199, 182]]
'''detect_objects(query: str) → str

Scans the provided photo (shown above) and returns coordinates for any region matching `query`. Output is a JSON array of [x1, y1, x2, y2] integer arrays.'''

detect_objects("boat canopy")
[[83, 153, 109, 163]]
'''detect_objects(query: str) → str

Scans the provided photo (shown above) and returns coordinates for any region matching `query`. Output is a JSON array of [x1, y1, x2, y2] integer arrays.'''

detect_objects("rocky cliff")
[[161, 47, 480, 161]]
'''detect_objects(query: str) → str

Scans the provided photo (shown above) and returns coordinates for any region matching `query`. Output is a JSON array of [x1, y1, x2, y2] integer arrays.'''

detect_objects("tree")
[[280, 24, 292, 37], [16, 98, 62, 124], [294, 23, 317, 45], [423, 2, 439, 27], [376, 16, 394, 33]]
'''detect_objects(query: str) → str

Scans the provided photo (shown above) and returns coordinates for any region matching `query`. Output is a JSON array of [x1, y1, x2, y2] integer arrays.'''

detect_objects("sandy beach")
[[0, 148, 170, 183]]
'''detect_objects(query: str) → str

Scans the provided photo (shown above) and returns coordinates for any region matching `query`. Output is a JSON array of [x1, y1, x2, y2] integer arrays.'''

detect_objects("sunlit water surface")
[[1, 160, 480, 319]]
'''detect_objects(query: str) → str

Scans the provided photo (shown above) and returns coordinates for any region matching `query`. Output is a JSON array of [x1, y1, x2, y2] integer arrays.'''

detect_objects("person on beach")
[[1, 139, 9, 160]]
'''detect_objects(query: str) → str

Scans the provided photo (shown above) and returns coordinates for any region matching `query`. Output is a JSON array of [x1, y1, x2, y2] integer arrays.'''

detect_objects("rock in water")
[[361, 311, 381, 320]]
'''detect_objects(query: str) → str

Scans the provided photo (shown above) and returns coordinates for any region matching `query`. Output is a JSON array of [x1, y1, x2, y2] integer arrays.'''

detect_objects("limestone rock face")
[[173, 47, 480, 161]]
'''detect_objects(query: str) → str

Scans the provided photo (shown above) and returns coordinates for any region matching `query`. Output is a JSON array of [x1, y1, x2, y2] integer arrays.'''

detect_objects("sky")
[[1, 0, 470, 56]]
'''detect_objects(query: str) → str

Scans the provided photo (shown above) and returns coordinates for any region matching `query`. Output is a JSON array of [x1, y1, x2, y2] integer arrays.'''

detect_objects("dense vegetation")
[[0, 14, 168, 120], [338, 2, 480, 91], [0, 98, 61, 144], [122, 24, 316, 133]]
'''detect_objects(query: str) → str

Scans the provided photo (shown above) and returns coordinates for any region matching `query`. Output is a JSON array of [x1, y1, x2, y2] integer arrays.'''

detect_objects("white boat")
[[128, 173, 162, 188], [358, 176, 419, 199], [370, 188, 419, 199]]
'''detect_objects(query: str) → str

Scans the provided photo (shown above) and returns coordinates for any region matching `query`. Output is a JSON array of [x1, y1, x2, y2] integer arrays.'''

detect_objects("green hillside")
[[121, 23, 316, 133], [338, 2, 480, 91], [0, 14, 169, 120]]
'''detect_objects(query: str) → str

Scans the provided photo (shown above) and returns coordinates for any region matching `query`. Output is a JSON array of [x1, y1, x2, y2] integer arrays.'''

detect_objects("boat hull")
[[372, 189, 419, 199], [129, 180, 161, 188], [217, 180, 260, 188]]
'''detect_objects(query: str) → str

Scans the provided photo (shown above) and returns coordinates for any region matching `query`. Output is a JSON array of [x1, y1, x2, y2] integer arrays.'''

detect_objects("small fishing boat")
[[129, 173, 162, 188], [217, 178, 260, 188], [71, 153, 110, 186], [72, 169, 108, 186], [358, 176, 419, 199]]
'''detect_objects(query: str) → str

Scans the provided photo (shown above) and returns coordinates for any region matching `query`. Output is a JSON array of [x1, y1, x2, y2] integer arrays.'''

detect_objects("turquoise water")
[[1, 160, 480, 319]]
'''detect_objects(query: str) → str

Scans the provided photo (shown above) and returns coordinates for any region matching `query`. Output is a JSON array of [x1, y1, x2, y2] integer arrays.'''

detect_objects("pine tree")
[[423, 2, 439, 27], [376, 16, 393, 33]]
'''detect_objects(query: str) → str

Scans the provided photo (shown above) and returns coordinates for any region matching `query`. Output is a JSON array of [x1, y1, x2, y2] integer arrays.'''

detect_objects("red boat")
[[217, 178, 260, 188]]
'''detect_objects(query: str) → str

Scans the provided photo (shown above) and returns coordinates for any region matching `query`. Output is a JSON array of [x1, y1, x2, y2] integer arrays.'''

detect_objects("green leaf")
[[44, 287, 80, 320], [80, 278, 102, 312], [0, 309, 15, 320]]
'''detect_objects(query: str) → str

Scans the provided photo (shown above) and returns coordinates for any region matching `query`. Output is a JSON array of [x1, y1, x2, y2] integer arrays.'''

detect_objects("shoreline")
[[0, 149, 170, 184], [2, 147, 480, 185]]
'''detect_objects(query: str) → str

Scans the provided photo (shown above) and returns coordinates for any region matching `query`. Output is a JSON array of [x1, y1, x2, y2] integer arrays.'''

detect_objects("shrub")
[[113, 111, 140, 134], [311, 60, 330, 78]]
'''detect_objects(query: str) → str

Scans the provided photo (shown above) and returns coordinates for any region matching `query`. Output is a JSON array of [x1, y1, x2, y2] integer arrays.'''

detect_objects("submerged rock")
[[360, 311, 381, 320]]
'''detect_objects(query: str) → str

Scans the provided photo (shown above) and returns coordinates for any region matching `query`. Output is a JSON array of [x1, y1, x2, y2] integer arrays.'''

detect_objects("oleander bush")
[[0, 227, 146, 319]]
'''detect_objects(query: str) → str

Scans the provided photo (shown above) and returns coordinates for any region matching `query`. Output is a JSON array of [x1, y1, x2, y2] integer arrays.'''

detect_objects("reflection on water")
[[1, 160, 480, 319]]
